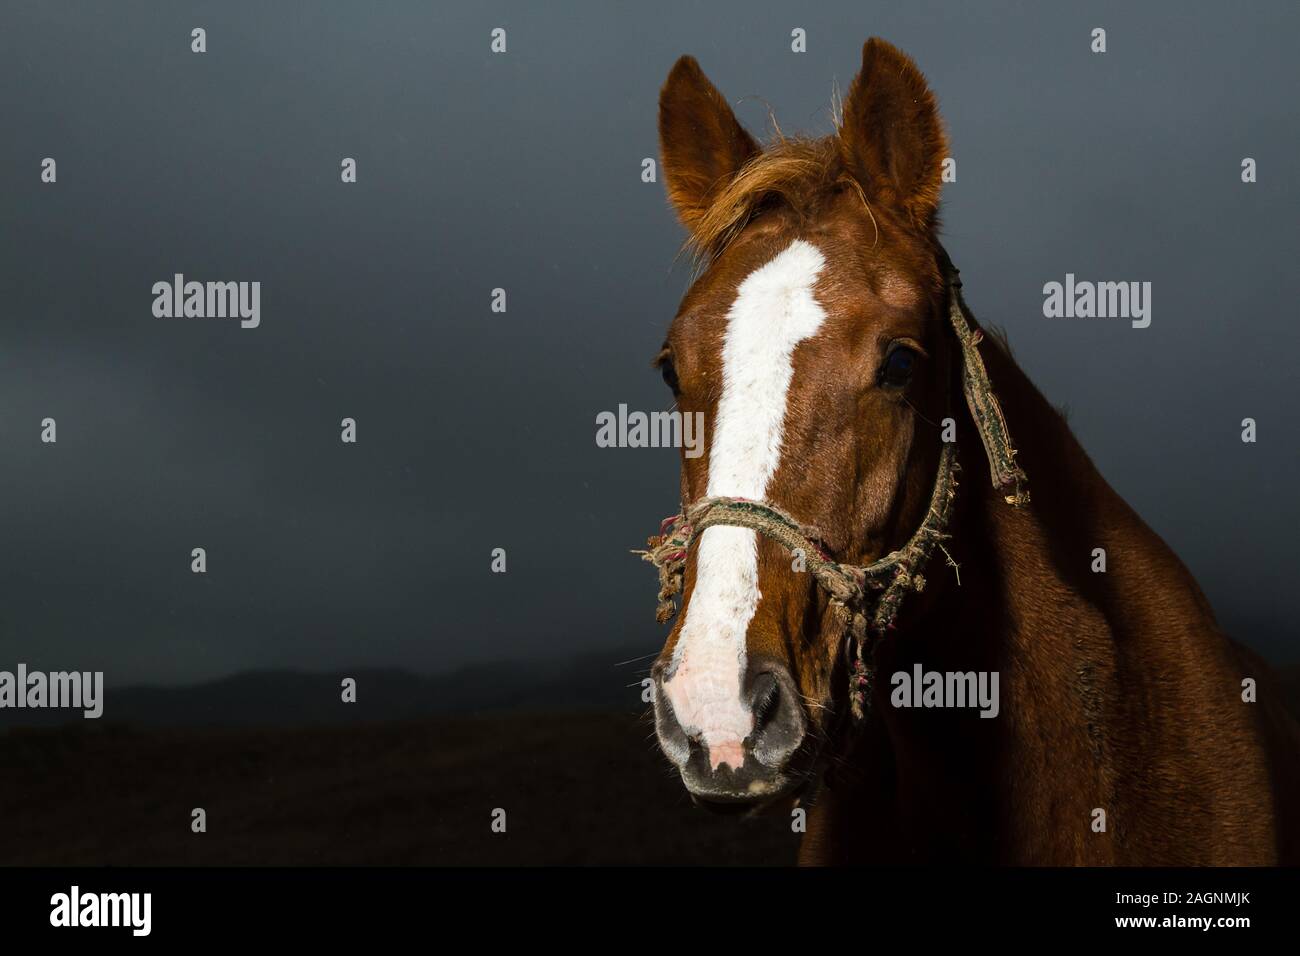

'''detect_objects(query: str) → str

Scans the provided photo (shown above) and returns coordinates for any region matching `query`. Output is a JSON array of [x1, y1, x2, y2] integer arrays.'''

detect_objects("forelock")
[[685, 136, 847, 265]]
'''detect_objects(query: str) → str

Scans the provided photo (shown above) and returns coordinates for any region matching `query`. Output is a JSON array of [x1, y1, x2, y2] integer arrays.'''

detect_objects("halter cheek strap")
[[943, 262, 1029, 507], [636, 253, 1027, 724]]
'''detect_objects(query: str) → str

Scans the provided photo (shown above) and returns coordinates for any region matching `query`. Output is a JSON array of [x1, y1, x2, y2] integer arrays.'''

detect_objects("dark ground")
[[0, 710, 800, 866], [3, 660, 1297, 866]]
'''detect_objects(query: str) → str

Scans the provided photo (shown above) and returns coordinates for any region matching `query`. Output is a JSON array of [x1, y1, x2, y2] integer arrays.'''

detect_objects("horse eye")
[[660, 357, 680, 394], [880, 346, 917, 387]]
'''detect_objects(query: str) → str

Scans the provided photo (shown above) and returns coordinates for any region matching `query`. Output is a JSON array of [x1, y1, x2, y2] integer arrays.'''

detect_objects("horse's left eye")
[[880, 346, 917, 387]]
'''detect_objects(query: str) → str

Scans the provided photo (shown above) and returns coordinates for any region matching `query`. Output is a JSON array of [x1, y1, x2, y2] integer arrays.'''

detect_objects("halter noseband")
[[637, 249, 1028, 725]]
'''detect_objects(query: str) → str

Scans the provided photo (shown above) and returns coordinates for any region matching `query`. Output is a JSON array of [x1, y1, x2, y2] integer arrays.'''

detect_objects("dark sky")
[[1, 1, 1296, 686]]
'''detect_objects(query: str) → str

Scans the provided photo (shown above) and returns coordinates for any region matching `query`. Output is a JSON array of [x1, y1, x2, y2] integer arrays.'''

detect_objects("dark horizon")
[[0, 641, 657, 729]]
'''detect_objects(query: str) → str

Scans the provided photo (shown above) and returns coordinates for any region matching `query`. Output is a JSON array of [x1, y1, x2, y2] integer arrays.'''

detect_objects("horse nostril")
[[652, 684, 693, 767], [750, 672, 782, 732], [747, 668, 806, 768]]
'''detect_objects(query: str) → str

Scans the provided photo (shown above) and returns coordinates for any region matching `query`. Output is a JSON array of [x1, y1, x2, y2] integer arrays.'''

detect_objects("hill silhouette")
[[0, 648, 649, 730]]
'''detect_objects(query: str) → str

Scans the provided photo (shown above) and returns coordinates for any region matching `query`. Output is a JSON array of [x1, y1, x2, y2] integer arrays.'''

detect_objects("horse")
[[639, 38, 1300, 864]]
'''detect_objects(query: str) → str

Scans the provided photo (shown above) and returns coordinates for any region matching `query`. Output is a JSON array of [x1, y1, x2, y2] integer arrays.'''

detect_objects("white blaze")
[[663, 240, 827, 771]]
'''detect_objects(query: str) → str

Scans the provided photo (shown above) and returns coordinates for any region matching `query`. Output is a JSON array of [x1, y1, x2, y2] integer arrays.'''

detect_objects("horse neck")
[[896, 334, 1123, 670], [847, 330, 1220, 850], [940, 330, 1218, 657], [811, 322, 1289, 866]]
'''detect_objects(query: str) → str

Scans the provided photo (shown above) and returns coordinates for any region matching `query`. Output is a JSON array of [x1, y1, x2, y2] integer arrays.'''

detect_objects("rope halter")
[[637, 444, 959, 723]]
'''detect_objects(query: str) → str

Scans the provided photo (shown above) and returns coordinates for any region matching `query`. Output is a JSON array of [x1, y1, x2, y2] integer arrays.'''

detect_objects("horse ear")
[[838, 38, 947, 229], [658, 56, 759, 234]]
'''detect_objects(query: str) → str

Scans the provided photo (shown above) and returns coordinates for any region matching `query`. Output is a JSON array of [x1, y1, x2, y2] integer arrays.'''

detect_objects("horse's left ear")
[[838, 38, 947, 230]]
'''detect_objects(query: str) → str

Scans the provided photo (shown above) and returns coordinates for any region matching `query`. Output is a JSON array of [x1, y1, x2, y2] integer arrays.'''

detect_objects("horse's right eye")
[[659, 357, 680, 394]]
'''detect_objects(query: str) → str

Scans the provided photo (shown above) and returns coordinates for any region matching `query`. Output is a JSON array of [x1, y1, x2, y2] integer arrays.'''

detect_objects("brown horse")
[[642, 38, 1300, 865]]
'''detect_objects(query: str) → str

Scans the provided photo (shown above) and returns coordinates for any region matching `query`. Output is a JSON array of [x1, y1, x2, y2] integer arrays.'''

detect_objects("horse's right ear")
[[658, 56, 759, 235]]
